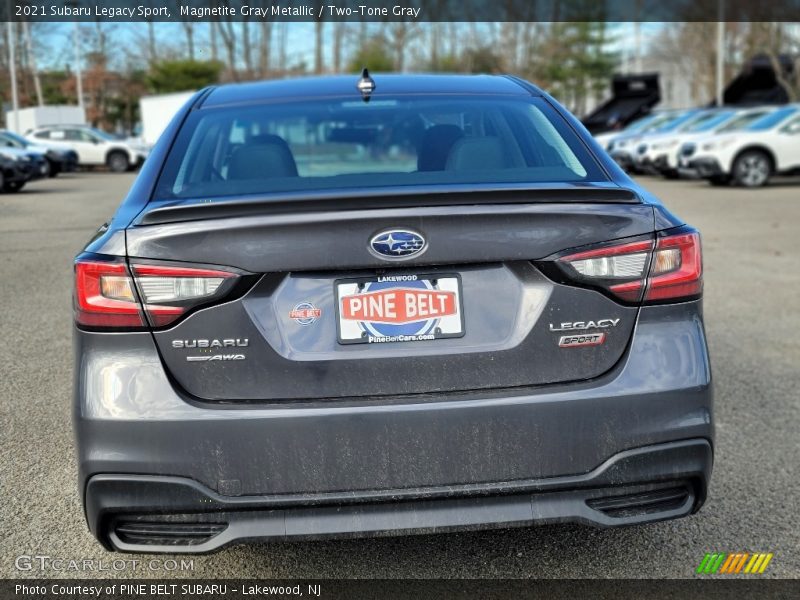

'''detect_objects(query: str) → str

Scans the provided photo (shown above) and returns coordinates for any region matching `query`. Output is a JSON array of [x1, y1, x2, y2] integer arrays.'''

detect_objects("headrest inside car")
[[228, 134, 298, 180], [445, 136, 510, 171], [417, 124, 465, 171]]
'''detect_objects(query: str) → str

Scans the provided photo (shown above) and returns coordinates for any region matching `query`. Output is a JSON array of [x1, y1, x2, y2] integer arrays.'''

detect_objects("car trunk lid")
[[126, 188, 655, 401]]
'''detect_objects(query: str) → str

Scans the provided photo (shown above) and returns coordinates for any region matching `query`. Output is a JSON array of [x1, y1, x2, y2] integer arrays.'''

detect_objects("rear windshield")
[[153, 95, 607, 201]]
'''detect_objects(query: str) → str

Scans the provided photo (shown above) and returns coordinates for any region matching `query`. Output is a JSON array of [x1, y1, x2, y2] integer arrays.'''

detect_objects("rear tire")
[[107, 151, 129, 173], [732, 150, 772, 187]]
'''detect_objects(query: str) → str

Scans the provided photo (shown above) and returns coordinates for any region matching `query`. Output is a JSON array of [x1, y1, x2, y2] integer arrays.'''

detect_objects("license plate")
[[335, 274, 465, 344]]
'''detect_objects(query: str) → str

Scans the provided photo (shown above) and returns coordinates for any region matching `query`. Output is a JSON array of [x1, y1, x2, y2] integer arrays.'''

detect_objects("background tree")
[[745, 23, 800, 101], [314, 18, 324, 74], [181, 23, 196, 61], [258, 22, 273, 77], [348, 36, 395, 73], [533, 22, 617, 114], [648, 23, 724, 105], [145, 59, 224, 94], [4, 19, 800, 133]]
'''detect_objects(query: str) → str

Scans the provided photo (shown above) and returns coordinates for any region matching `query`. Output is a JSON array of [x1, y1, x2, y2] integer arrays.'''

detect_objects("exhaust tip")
[[586, 484, 693, 519], [114, 519, 227, 547]]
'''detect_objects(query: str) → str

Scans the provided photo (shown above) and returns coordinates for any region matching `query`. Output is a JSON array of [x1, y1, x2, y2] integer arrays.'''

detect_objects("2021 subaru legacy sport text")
[[73, 74, 712, 553]]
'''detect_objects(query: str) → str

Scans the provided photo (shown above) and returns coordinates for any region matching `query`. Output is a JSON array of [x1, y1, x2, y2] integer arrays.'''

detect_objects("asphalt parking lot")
[[1, 172, 798, 579]]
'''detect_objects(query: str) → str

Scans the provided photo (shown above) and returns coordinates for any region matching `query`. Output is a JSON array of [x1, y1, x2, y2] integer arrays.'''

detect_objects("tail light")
[[549, 227, 702, 304], [74, 256, 244, 330], [74, 260, 145, 328], [644, 233, 703, 301], [556, 239, 653, 302], [130, 263, 239, 327]]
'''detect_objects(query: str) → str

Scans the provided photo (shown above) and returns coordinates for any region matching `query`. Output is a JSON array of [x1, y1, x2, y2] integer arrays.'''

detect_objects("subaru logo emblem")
[[369, 229, 427, 261]]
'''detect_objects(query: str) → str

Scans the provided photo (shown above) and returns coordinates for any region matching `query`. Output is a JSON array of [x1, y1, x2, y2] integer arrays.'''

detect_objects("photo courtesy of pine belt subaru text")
[[73, 72, 713, 553]]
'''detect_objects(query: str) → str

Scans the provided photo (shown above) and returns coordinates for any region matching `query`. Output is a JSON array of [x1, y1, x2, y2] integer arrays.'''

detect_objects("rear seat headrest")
[[417, 124, 465, 171], [445, 136, 510, 171], [228, 134, 298, 180]]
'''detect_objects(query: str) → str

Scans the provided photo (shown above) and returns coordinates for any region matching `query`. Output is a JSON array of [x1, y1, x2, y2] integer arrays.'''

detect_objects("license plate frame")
[[334, 273, 465, 345]]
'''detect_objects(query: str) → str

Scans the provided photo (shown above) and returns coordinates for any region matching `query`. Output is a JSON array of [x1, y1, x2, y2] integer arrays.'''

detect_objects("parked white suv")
[[635, 106, 775, 179], [26, 125, 149, 172], [603, 110, 690, 173], [683, 105, 800, 187]]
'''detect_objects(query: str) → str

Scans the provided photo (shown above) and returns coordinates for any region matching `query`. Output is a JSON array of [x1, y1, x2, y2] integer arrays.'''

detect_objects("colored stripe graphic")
[[745, 554, 761, 573], [734, 553, 750, 573], [710, 553, 726, 573], [720, 553, 737, 573], [758, 554, 774, 573], [697, 553, 728, 574], [700, 553, 773, 574], [696, 554, 711, 574]]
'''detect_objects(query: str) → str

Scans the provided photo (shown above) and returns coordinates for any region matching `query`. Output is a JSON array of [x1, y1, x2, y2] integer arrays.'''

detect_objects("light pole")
[[74, 22, 84, 111], [633, 0, 643, 73], [66, 1, 85, 111], [716, 0, 726, 106], [7, 20, 20, 133]]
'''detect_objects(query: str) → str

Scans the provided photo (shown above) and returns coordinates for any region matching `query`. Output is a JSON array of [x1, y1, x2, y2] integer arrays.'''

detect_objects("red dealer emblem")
[[289, 302, 322, 325]]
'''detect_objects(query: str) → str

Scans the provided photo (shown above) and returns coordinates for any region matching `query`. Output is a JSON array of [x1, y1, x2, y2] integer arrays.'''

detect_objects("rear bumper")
[[74, 302, 714, 551], [88, 439, 711, 553]]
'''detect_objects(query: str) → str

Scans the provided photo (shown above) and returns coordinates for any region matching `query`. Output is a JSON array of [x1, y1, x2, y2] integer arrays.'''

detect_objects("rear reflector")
[[555, 228, 702, 304], [74, 257, 242, 330]]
